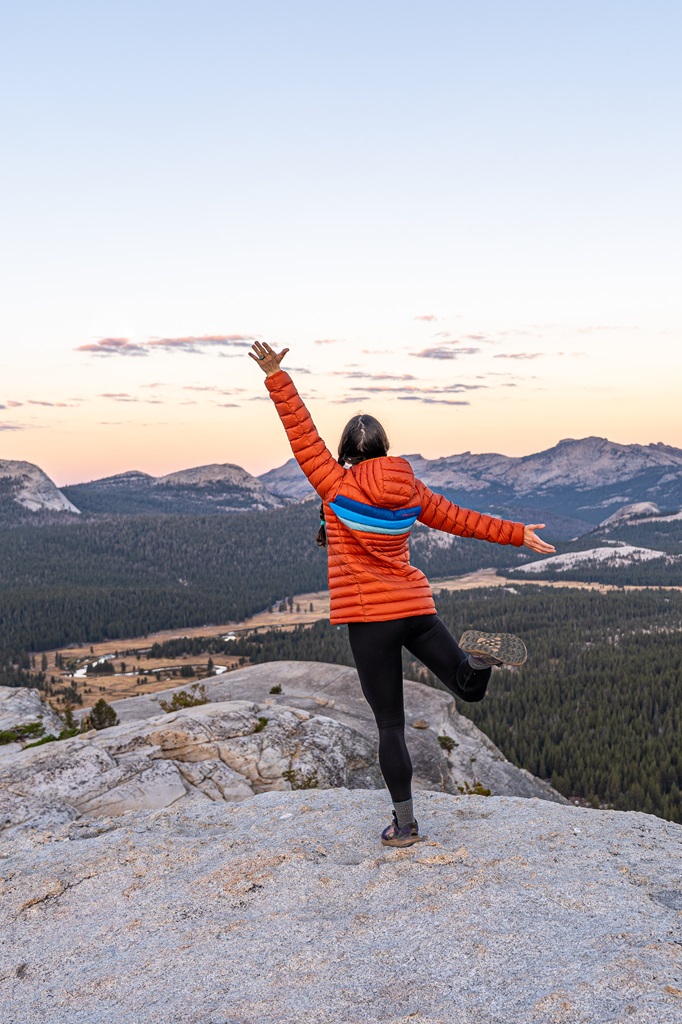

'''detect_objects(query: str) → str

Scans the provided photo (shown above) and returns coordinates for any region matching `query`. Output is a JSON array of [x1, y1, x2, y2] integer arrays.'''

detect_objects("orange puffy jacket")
[[265, 370, 525, 624]]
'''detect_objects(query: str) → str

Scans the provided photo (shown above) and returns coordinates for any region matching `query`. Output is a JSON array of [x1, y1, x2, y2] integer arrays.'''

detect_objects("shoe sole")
[[381, 833, 427, 848], [459, 630, 527, 667]]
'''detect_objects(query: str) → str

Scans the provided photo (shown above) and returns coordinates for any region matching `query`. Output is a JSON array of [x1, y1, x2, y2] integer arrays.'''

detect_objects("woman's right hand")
[[249, 341, 290, 377], [523, 524, 556, 554]]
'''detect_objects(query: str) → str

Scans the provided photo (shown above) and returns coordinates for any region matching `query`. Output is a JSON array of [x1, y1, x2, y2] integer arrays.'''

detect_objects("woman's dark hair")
[[316, 414, 389, 547]]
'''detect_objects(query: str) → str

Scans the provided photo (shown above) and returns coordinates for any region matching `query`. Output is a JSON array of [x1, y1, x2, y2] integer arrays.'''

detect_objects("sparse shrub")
[[158, 682, 209, 712], [437, 734, 457, 752], [282, 767, 319, 790], [253, 716, 268, 733], [456, 780, 492, 797], [269, 684, 282, 694], [0, 721, 46, 746], [86, 698, 120, 730]]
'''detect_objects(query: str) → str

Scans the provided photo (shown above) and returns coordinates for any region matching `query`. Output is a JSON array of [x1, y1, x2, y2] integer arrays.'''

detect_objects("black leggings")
[[347, 614, 491, 804]]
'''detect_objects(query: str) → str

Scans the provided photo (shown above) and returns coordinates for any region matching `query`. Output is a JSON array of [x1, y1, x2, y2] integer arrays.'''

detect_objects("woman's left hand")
[[249, 341, 290, 377], [523, 524, 556, 554]]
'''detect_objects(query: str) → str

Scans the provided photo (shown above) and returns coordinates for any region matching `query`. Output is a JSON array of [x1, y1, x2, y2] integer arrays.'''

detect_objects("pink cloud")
[[76, 338, 148, 356], [27, 400, 70, 407], [413, 314, 438, 321], [313, 338, 341, 345]]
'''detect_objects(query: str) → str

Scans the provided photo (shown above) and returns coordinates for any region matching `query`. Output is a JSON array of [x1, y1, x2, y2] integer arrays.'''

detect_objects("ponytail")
[[315, 501, 327, 548], [315, 456, 347, 548]]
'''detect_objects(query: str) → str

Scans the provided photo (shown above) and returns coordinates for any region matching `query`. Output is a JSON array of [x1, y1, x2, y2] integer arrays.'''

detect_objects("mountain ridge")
[[2, 435, 682, 532]]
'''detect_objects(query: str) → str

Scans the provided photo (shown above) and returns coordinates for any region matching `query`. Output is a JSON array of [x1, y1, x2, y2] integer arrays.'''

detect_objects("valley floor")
[[38, 570, 682, 712]]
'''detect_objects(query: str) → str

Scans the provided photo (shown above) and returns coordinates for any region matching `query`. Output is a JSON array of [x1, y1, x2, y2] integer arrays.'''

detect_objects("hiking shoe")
[[459, 630, 528, 667], [381, 811, 424, 848]]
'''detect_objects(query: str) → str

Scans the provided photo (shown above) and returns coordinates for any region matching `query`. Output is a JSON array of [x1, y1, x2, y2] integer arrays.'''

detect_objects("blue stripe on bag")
[[330, 495, 422, 536], [332, 494, 422, 522], [334, 513, 415, 536]]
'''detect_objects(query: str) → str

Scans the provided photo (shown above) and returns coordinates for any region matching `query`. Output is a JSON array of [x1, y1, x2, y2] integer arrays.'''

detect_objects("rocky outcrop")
[[2, 788, 681, 1024], [0, 697, 381, 836], [76, 662, 566, 806], [2, 662, 563, 836], [0, 686, 64, 757]]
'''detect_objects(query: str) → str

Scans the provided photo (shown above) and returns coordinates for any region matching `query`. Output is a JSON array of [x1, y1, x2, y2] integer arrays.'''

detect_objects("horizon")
[[4, 430, 679, 490], [2, 2, 681, 483]]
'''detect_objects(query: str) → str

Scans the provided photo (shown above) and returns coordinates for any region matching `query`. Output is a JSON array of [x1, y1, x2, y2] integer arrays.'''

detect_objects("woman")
[[250, 341, 555, 847]]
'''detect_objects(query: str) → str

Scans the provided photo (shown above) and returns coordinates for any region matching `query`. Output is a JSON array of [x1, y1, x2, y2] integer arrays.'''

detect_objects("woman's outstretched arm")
[[249, 342, 345, 501], [414, 478, 556, 553]]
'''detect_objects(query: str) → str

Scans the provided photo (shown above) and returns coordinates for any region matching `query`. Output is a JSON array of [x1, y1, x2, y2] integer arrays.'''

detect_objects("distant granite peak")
[[0, 459, 80, 516]]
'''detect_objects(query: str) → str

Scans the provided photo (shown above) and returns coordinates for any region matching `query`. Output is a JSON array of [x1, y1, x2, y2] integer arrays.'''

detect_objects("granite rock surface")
[[82, 661, 565, 805], [1, 789, 681, 1024], [0, 685, 64, 757], [0, 698, 381, 836]]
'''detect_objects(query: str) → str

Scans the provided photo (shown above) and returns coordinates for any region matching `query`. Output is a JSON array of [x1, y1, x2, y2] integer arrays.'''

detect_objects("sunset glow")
[[2, 2, 680, 485]]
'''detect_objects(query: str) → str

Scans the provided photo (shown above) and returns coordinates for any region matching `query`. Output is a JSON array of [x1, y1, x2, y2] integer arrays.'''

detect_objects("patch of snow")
[[513, 544, 671, 574]]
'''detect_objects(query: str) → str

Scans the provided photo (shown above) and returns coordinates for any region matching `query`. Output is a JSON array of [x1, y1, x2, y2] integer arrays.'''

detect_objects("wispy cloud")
[[99, 393, 163, 404], [332, 371, 418, 382], [76, 334, 257, 357], [347, 383, 481, 395], [493, 352, 543, 360], [0, 423, 22, 431], [147, 335, 256, 353], [332, 381, 481, 405], [76, 338, 149, 356], [313, 338, 341, 345], [398, 396, 470, 406], [6, 400, 23, 408], [27, 400, 72, 408], [413, 314, 438, 322], [411, 345, 481, 360]]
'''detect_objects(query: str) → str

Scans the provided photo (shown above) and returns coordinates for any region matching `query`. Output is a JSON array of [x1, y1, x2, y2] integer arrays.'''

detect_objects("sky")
[[1, 0, 681, 485]]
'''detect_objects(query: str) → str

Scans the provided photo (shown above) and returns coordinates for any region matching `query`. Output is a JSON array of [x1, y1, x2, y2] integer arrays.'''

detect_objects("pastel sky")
[[1, 0, 681, 485]]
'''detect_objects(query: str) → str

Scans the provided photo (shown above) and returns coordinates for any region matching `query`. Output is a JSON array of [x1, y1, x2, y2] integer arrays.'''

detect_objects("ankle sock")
[[394, 798, 415, 828]]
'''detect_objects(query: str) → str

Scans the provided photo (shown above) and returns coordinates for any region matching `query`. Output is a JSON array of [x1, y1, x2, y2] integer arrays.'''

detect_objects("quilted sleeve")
[[264, 370, 346, 500], [414, 478, 525, 546]]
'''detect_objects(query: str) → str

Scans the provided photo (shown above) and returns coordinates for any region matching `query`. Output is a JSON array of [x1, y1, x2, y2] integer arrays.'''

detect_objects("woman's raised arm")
[[249, 342, 345, 501]]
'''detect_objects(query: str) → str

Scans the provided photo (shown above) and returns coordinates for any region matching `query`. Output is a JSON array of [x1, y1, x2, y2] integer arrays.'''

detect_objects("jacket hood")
[[348, 456, 416, 509]]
